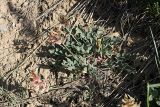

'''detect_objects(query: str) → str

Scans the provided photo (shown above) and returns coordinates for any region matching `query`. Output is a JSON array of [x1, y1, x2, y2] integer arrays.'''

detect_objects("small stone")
[[0, 18, 9, 32]]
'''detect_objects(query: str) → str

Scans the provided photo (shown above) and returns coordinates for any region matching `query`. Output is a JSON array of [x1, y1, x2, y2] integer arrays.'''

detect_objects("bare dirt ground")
[[0, 0, 127, 107]]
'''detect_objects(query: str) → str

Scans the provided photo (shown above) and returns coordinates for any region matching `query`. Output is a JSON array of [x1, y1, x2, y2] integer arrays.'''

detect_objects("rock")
[[0, 18, 9, 32]]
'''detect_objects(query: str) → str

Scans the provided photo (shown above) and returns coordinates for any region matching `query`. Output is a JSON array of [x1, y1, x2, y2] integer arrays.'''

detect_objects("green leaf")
[[86, 46, 92, 53], [97, 27, 104, 35], [156, 101, 160, 106], [68, 66, 74, 71], [76, 25, 86, 38], [149, 95, 153, 101], [49, 49, 55, 54], [150, 88, 158, 98]]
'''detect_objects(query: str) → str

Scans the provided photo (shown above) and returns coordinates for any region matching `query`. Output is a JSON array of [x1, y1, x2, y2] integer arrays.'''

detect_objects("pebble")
[[0, 18, 9, 32]]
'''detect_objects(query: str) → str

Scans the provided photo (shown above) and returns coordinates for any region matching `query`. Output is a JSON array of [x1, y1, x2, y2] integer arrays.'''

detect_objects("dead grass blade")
[[149, 26, 160, 73], [36, 0, 64, 20]]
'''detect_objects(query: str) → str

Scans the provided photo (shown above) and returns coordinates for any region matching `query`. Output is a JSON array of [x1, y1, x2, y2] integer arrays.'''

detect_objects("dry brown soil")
[[0, 0, 122, 107]]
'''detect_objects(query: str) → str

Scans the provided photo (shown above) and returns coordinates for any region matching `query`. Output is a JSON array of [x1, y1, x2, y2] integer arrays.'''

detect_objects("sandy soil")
[[0, 0, 122, 107]]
